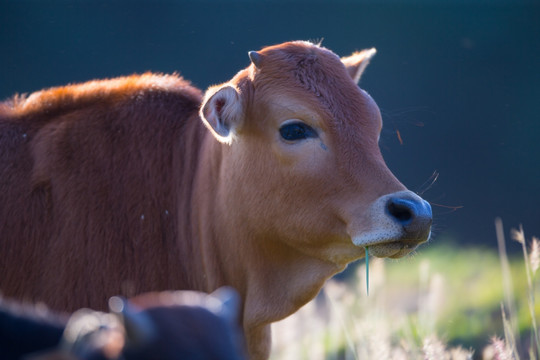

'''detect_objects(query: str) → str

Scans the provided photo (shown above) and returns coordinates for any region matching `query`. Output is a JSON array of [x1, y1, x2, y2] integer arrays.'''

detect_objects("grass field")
[[271, 222, 540, 360]]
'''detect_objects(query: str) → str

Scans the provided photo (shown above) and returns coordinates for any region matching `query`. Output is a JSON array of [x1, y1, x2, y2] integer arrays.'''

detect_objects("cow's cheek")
[[267, 141, 343, 232]]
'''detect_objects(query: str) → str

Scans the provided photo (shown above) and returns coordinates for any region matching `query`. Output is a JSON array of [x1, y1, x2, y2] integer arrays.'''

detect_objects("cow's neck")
[[241, 244, 342, 359], [189, 132, 345, 357]]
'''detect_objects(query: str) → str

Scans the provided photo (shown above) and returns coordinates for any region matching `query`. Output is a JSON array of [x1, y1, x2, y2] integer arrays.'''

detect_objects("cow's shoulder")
[[0, 73, 205, 212]]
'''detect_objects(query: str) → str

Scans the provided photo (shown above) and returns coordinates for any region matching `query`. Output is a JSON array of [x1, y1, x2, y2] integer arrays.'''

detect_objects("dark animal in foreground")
[[0, 41, 432, 359], [0, 288, 244, 360]]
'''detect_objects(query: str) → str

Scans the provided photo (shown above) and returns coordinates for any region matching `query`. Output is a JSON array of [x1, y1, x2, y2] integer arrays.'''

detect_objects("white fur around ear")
[[200, 85, 243, 144], [341, 48, 377, 84]]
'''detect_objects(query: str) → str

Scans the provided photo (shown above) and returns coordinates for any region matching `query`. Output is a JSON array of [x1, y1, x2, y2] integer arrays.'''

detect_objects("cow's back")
[[0, 74, 204, 311]]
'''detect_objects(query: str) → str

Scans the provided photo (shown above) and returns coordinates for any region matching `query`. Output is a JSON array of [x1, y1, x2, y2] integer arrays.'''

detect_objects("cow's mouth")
[[360, 227, 432, 259], [367, 241, 420, 259], [353, 227, 431, 258]]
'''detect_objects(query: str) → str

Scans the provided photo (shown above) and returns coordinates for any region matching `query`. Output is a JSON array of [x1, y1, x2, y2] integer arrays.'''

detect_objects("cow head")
[[200, 41, 431, 265]]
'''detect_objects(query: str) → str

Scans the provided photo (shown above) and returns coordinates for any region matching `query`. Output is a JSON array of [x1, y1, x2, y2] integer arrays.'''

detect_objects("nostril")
[[380, 192, 433, 245], [387, 199, 414, 225], [386, 196, 433, 235]]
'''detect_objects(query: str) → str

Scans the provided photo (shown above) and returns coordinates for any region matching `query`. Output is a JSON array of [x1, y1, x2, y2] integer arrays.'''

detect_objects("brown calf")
[[0, 41, 432, 359]]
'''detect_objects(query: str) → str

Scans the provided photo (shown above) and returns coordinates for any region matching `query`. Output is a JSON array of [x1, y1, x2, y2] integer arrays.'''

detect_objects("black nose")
[[386, 196, 432, 236]]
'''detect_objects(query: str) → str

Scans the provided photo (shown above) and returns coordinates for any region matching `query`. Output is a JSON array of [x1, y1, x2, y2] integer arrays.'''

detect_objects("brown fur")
[[0, 42, 429, 359]]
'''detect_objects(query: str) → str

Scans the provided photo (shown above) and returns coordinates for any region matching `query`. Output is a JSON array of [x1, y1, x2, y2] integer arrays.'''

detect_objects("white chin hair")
[[351, 229, 402, 247], [368, 243, 413, 259], [352, 232, 416, 259]]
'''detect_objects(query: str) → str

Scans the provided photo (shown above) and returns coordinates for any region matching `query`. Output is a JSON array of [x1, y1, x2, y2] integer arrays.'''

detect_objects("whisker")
[[429, 202, 464, 214], [380, 106, 433, 119], [416, 170, 439, 195]]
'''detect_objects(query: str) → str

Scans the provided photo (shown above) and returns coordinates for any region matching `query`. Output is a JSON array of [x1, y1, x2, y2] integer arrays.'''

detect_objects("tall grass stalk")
[[511, 226, 540, 359], [326, 290, 358, 360], [500, 303, 520, 359], [531, 237, 540, 360], [495, 218, 520, 347]]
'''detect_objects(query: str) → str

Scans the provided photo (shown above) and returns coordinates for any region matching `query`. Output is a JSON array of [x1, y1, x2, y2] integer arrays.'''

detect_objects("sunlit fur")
[[0, 41, 430, 359]]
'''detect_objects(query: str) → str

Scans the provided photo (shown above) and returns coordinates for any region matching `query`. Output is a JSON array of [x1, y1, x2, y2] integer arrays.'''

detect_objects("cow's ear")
[[200, 85, 243, 144], [341, 48, 377, 84]]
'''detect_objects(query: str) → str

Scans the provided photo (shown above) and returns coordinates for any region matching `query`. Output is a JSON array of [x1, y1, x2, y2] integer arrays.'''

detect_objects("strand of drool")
[[365, 246, 369, 296]]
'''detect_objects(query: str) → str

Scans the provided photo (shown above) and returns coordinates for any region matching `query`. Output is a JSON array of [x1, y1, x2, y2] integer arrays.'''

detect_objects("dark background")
[[1, 0, 539, 250]]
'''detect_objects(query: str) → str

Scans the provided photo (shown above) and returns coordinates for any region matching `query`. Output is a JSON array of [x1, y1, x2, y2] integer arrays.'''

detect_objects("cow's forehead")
[[256, 42, 351, 99], [251, 42, 380, 135]]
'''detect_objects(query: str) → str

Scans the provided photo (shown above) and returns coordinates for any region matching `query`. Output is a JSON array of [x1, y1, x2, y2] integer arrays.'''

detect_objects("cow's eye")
[[279, 122, 318, 141]]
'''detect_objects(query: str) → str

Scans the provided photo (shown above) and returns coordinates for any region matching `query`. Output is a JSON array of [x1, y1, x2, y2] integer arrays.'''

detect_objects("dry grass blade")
[[530, 237, 540, 275], [489, 337, 513, 360], [511, 226, 526, 245], [511, 225, 540, 358], [495, 218, 520, 345], [423, 335, 473, 360], [423, 336, 446, 360], [325, 289, 359, 360], [500, 303, 520, 360]]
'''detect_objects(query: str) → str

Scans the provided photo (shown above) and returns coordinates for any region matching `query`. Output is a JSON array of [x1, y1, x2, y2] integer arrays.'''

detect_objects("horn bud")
[[248, 51, 262, 69]]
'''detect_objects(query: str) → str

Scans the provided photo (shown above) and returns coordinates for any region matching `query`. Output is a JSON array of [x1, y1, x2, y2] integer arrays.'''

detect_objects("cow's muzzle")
[[351, 191, 433, 258]]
